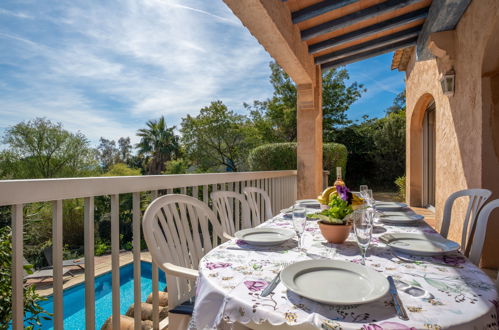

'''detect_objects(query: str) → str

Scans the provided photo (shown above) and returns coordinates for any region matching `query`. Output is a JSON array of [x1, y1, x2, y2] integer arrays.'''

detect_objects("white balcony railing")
[[1, 170, 298, 330]]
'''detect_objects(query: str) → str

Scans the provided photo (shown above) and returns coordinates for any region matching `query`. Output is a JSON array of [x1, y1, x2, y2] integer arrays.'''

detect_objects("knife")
[[388, 276, 409, 321], [261, 272, 281, 297]]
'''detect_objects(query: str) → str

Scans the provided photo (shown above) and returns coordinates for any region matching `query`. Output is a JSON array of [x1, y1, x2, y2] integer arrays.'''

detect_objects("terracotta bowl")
[[318, 221, 352, 244]]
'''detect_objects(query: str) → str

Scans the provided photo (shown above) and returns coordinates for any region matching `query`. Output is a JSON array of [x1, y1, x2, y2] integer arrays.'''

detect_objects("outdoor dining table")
[[191, 205, 498, 329]]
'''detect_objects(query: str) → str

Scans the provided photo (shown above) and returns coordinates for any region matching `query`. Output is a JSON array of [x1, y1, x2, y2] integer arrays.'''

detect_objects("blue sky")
[[0, 0, 405, 146]]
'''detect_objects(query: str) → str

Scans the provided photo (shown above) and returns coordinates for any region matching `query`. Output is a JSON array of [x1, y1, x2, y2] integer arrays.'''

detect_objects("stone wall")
[[405, 0, 499, 268]]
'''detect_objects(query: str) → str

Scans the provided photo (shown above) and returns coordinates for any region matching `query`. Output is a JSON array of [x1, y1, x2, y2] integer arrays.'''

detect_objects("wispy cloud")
[[345, 53, 405, 119], [0, 8, 32, 19], [0, 0, 404, 144], [0, 0, 273, 145]]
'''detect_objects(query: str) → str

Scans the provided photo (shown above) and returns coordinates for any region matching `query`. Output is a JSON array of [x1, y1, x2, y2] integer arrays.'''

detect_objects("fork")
[[260, 262, 291, 297]]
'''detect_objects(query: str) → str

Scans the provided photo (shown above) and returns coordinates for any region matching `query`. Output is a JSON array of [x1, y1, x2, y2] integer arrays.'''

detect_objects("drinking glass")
[[292, 204, 307, 251], [364, 189, 374, 207], [359, 185, 368, 197], [354, 209, 373, 265]]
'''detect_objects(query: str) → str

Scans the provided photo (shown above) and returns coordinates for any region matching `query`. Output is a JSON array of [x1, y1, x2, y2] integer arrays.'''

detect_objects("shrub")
[[95, 240, 110, 256], [247, 142, 347, 185], [102, 163, 141, 176], [395, 175, 406, 201], [0, 227, 52, 328], [162, 159, 190, 174]]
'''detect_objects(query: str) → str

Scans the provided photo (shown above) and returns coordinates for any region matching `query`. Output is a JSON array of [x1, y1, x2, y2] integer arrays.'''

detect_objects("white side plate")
[[234, 228, 295, 246], [281, 260, 389, 305]]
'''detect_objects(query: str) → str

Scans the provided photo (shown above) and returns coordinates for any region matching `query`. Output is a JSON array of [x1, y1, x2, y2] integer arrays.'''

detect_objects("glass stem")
[[361, 247, 367, 265]]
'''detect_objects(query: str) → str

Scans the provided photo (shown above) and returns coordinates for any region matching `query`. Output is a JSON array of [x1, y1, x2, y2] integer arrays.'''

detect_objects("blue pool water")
[[35, 261, 167, 329]]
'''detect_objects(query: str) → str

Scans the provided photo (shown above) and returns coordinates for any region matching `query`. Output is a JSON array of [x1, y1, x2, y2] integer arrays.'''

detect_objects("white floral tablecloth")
[[192, 208, 498, 330]]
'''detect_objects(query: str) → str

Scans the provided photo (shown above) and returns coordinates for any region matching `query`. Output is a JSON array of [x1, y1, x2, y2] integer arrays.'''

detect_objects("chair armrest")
[[163, 263, 198, 281], [223, 232, 234, 241]]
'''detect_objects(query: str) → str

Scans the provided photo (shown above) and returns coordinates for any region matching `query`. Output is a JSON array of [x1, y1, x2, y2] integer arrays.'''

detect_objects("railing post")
[[203, 185, 209, 204], [11, 204, 23, 330], [84, 197, 95, 330], [150, 191, 159, 330], [132, 192, 141, 330], [111, 195, 120, 330], [53, 200, 64, 330]]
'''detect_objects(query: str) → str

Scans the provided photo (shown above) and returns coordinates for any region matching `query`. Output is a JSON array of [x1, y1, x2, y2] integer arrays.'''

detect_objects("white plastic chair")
[[468, 199, 499, 268], [142, 194, 225, 327], [243, 187, 272, 226], [211, 191, 251, 238], [440, 189, 491, 255]]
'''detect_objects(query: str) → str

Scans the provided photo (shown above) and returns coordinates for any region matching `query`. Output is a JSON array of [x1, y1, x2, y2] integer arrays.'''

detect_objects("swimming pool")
[[36, 261, 167, 329]]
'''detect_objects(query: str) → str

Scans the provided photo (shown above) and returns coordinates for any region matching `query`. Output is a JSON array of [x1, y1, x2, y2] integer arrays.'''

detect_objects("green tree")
[[136, 117, 180, 175], [332, 92, 406, 190], [162, 159, 190, 174], [181, 101, 259, 172], [0, 118, 98, 179], [97, 137, 134, 171], [386, 91, 406, 114], [246, 62, 365, 142], [322, 68, 365, 140], [97, 138, 119, 171], [117, 137, 132, 165], [372, 110, 406, 181]]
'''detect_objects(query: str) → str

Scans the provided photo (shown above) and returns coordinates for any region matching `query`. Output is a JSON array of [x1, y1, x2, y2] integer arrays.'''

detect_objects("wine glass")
[[359, 185, 368, 198], [292, 204, 307, 252], [354, 209, 373, 265], [364, 189, 374, 207]]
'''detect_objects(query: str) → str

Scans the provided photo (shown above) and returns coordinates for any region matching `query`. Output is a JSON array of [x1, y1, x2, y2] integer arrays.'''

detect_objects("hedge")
[[247, 142, 347, 184]]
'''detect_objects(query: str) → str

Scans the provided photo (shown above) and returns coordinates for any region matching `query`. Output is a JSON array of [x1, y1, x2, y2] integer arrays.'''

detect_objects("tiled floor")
[[32, 251, 152, 297]]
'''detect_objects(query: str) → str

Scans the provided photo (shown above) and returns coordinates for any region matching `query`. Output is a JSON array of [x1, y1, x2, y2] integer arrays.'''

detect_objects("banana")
[[317, 186, 337, 205]]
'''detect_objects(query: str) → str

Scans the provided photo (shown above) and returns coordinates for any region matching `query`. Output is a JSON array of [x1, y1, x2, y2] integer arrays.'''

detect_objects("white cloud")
[[0, 8, 32, 19], [0, 0, 273, 145]]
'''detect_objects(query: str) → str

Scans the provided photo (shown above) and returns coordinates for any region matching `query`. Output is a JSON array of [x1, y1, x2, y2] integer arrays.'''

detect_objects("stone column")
[[297, 66, 323, 199]]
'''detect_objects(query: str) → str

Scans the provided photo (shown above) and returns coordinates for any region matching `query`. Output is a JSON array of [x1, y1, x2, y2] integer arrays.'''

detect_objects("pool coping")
[[31, 251, 153, 297]]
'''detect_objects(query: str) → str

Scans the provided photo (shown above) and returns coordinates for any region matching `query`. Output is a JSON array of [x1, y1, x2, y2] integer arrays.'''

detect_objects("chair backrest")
[[142, 194, 224, 307], [211, 191, 251, 237], [43, 246, 53, 266], [468, 199, 499, 266], [243, 187, 273, 226], [440, 188, 491, 254]]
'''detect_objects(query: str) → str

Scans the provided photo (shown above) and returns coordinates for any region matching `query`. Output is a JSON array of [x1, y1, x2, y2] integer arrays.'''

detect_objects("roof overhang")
[[224, 0, 472, 77], [391, 46, 414, 71]]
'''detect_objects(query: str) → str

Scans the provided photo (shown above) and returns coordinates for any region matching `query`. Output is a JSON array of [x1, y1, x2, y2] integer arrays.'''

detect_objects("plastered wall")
[[405, 0, 499, 268]]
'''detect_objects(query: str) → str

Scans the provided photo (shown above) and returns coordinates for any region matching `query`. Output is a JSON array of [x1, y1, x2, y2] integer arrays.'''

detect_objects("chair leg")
[[168, 313, 191, 330]]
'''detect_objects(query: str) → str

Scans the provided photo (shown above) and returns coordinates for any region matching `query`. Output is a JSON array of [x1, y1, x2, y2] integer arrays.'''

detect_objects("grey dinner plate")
[[234, 228, 295, 246], [296, 199, 321, 208], [380, 212, 424, 225], [376, 201, 408, 211], [381, 233, 460, 256], [280, 260, 389, 305]]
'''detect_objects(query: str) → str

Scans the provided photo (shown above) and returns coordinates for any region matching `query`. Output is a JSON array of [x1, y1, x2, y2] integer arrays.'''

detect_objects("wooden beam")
[[309, 7, 429, 54], [292, 0, 360, 24], [321, 37, 418, 70], [315, 26, 421, 64], [301, 0, 424, 41], [224, 0, 316, 85], [417, 0, 472, 60]]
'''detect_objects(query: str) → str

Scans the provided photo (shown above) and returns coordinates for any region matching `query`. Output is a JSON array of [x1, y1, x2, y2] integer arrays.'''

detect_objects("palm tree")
[[136, 117, 180, 174]]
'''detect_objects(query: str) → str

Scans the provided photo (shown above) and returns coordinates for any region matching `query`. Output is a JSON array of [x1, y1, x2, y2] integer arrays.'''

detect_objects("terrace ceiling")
[[282, 0, 432, 70]]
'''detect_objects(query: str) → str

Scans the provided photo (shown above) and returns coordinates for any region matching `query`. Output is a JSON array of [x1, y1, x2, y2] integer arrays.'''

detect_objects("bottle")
[[334, 167, 345, 186]]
